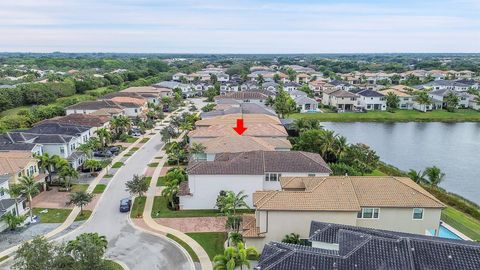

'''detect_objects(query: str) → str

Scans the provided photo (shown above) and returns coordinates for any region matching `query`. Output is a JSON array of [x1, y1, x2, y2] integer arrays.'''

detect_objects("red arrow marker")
[[233, 118, 247, 135]]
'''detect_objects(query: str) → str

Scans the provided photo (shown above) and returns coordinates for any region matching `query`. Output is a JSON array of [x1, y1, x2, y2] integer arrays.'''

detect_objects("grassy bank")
[[290, 109, 480, 122], [186, 232, 227, 260], [130, 196, 146, 218], [151, 196, 254, 218], [441, 207, 480, 241], [32, 208, 91, 223]]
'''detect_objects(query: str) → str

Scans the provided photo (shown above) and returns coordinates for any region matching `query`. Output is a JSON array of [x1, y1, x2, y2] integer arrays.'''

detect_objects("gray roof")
[[215, 92, 268, 100], [294, 96, 317, 105], [430, 89, 470, 98], [357, 89, 385, 97], [201, 103, 276, 118], [0, 143, 38, 151], [66, 100, 123, 110], [23, 123, 90, 137], [329, 90, 358, 98], [284, 82, 301, 87], [0, 198, 17, 217], [329, 80, 351, 86], [187, 151, 331, 175], [424, 80, 469, 88], [258, 221, 480, 270]]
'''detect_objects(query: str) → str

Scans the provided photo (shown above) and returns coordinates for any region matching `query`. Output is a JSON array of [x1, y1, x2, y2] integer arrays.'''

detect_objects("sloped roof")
[[66, 100, 124, 110], [200, 136, 292, 154], [215, 92, 268, 100], [187, 151, 331, 176], [0, 150, 35, 176], [23, 123, 90, 136], [357, 89, 385, 97], [37, 114, 110, 128], [258, 221, 480, 270], [253, 176, 444, 211], [188, 123, 288, 138], [195, 113, 281, 126]]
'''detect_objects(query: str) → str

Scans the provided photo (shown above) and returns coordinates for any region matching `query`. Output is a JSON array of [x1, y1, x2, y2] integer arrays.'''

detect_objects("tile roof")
[[357, 89, 385, 97], [200, 136, 292, 154], [66, 100, 124, 110], [253, 176, 444, 211], [329, 90, 358, 98], [109, 96, 146, 107], [215, 92, 268, 100], [195, 113, 282, 127], [187, 151, 331, 176], [23, 123, 90, 136], [379, 88, 412, 97], [188, 123, 288, 138], [200, 103, 276, 118], [259, 221, 480, 270], [0, 150, 35, 176], [37, 114, 110, 128]]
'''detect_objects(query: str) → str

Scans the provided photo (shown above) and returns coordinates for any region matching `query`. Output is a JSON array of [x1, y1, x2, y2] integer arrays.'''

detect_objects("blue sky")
[[0, 0, 479, 53]]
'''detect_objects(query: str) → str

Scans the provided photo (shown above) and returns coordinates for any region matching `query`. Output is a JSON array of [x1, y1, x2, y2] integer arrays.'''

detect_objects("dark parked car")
[[109, 146, 120, 154], [93, 150, 113, 157], [119, 198, 132, 212]]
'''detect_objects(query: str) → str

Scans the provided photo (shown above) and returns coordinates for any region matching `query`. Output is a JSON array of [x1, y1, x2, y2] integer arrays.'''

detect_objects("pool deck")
[[441, 221, 472, 241]]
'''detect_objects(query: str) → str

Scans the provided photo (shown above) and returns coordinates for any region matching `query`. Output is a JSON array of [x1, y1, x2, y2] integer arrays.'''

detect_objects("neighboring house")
[[257, 221, 480, 270], [379, 88, 414, 109], [243, 176, 444, 251], [295, 73, 310, 84], [0, 123, 91, 168], [153, 81, 194, 96], [189, 123, 288, 144], [284, 82, 301, 92], [0, 175, 27, 232], [329, 80, 356, 91], [322, 89, 359, 111], [172, 72, 187, 81], [421, 80, 470, 92], [214, 92, 268, 105], [120, 86, 173, 104], [467, 93, 480, 110], [0, 150, 45, 186], [66, 100, 124, 115], [200, 103, 276, 119], [109, 96, 149, 118], [194, 113, 282, 128], [428, 89, 470, 109], [294, 95, 319, 113], [356, 89, 387, 111], [262, 81, 279, 92], [194, 136, 292, 161], [36, 114, 110, 135], [179, 151, 331, 209]]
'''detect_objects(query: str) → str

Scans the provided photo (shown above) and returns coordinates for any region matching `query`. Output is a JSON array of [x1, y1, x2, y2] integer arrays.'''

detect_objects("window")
[[357, 208, 379, 219], [60, 146, 65, 155], [413, 208, 424, 220], [264, 173, 281, 181], [308, 173, 316, 177]]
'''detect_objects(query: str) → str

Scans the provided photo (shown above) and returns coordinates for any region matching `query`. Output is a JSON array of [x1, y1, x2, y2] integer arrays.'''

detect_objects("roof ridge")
[[256, 191, 278, 209], [392, 177, 445, 207], [345, 175, 362, 209], [308, 177, 328, 192]]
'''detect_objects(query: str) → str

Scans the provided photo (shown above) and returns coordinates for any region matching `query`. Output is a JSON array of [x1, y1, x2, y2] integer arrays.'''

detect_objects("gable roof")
[[258, 221, 480, 270], [188, 123, 288, 139], [195, 113, 281, 127], [66, 100, 124, 111], [357, 89, 385, 97], [253, 176, 444, 211], [328, 89, 358, 98], [200, 136, 292, 154], [187, 151, 331, 176], [215, 92, 268, 100], [37, 114, 110, 128], [23, 123, 90, 136], [0, 150, 35, 176]]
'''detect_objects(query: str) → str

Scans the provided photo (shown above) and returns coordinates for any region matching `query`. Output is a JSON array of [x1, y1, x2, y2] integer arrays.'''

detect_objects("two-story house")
[[66, 100, 125, 115], [179, 151, 331, 210], [244, 176, 445, 251], [322, 89, 360, 111], [355, 89, 387, 110]]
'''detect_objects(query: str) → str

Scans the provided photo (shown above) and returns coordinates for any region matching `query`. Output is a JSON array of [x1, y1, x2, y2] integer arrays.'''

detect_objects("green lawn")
[[0, 106, 29, 117], [156, 176, 166, 186], [0, 256, 9, 263], [93, 184, 107, 194], [103, 260, 124, 270], [130, 196, 146, 218], [365, 169, 387, 176], [104, 174, 114, 178], [151, 196, 254, 218], [140, 138, 150, 143], [290, 109, 480, 122], [125, 137, 138, 143], [112, 162, 124, 168], [33, 208, 91, 223], [441, 207, 480, 241], [186, 232, 227, 260], [145, 176, 152, 186], [167, 234, 199, 262], [148, 162, 159, 167], [71, 184, 89, 192]]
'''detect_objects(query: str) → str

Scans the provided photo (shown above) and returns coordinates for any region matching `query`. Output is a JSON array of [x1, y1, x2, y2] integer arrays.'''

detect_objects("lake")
[[321, 122, 480, 204]]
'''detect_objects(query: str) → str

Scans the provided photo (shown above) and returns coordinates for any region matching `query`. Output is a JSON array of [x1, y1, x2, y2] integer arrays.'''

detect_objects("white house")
[[172, 72, 187, 81], [428, 89, 470, 109], [179, 151, 331, 210], [322, 89, 360, 111], [66, 100, 124, 115], [294, 96, 319, 113], [356, 89, 387, 110], [0, 175, 27, 231], [379, 88, 414, 110]]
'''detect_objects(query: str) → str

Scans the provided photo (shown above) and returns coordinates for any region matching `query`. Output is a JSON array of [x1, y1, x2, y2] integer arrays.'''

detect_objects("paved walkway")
[[32, 187, 100, 211], [141, 100, 213, 270]]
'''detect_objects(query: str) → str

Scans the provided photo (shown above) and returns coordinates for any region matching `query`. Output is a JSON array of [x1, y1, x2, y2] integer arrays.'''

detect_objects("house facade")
[[356, 89, 387, 110], [179, 151, 331, 210], [244, 176, 444, 251], [322, 89, 359, 111]]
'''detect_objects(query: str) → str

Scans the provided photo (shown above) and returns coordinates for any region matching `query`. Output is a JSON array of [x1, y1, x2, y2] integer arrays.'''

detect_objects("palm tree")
[[77, 143, 94, 159], [84, 159, 101, 173], [256, 74, 264, 85], [332, 136, 348, 161], [189, 142, 206, 160], [35, 153, 55, 182], [161, 179, 179, 209], [110, 115, 131, 138], [19, 175, 39, 222], [282, 233, 301, 244], [95, 128, 112, 148], [179, 121, 194, 132], [424, 166, 445, 186], [265, 96, 275, 107], [318, 129, 337, 161], [161, 128, 173, 143], [59, 166, 79, 191], [66, 191, 93, 213], [1, 184, 23, 215], [213, 242, 258, 270], [407, 169, 426, 184], [1, 212, 25, 230], [224, 191, 249, 216], [414, 91, 432, 112], [292, 118, 308, 133]]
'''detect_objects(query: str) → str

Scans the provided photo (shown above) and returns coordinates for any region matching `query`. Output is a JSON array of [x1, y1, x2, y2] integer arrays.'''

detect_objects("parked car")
[[109, 146, 120, 154], [93, 150, 113, 157], [119, 198, 132, 212]]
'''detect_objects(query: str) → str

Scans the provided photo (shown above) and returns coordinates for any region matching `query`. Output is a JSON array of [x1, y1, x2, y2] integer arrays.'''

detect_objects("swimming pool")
[[437, 225, 462, 240]]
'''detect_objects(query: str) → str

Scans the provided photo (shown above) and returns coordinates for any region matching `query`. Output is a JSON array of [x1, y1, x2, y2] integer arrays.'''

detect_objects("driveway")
[[55, 113, 192, 270]]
